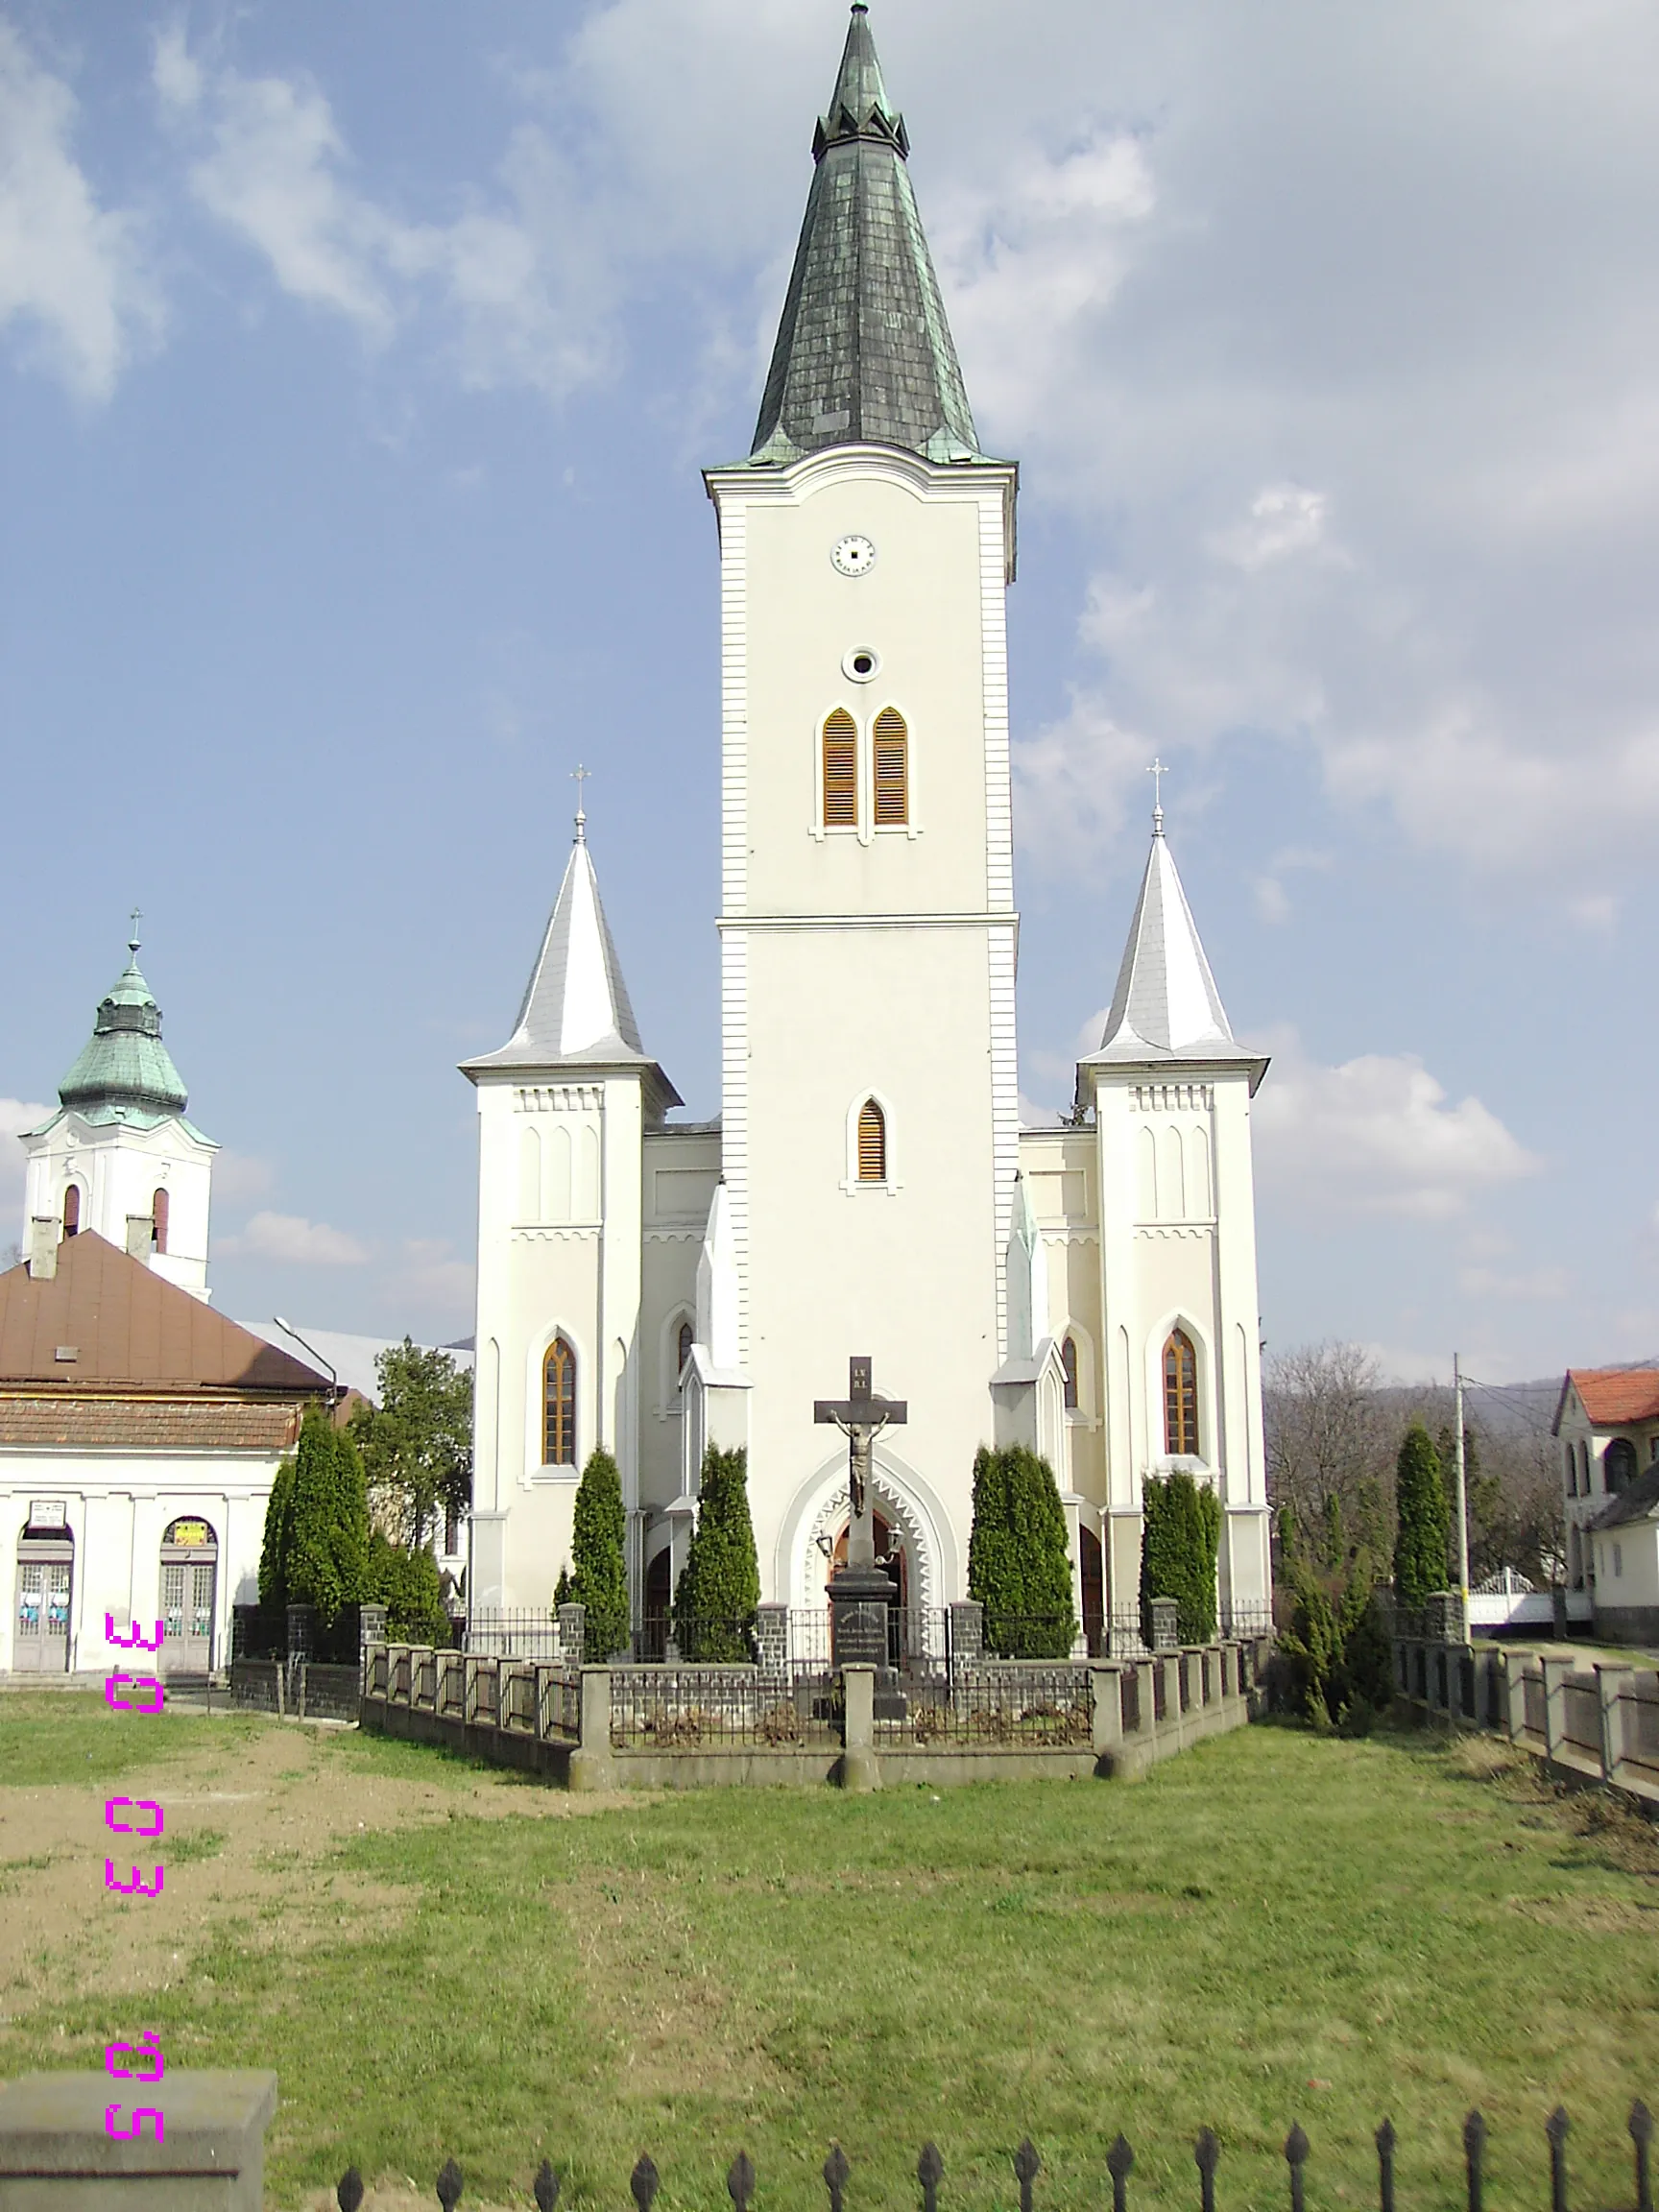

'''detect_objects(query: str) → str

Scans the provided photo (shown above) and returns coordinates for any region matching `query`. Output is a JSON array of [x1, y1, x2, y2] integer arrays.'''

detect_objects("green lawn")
[[3, 1706, 1656, 2212]]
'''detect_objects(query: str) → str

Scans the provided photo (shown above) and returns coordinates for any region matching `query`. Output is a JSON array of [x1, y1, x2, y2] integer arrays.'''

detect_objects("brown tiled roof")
[[0, 1235, 330, 1394], [1556, 1368, 1659, 1430], [0, 1396, 302, 1452]]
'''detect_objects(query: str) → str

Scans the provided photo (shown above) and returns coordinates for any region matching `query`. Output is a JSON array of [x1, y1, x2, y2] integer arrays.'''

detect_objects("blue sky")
[[3, 0, 1656, 1382]]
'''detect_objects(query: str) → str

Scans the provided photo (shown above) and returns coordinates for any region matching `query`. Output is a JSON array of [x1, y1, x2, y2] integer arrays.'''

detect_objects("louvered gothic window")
[[1061, 1334, 1079, 1411], [873, 707, 908, 826], [543, 1337, 577, 1467], [856, 1098, 887, 1183], [152, 1188, 169, 1254], [1163, 1329, 1198, 1456], [822, 709, 857, 827]]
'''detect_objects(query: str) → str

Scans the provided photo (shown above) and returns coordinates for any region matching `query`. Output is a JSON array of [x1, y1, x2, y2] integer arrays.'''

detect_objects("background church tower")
[[20, 929, 217, 1300], [701, 4, 1021, 1609]]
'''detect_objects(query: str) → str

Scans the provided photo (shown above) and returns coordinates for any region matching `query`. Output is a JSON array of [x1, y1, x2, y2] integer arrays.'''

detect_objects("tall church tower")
[[20, 931, 217, 1300], [701, 4, 1020, 1609]]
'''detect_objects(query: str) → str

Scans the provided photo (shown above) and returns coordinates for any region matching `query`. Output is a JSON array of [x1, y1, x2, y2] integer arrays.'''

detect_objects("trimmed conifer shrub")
[[967, 1444, 1077, 1658], [569, 1447, 630, 1660], [285, 1408, 370, 1626], [1140, 1469, 1221, 1644], [366, 1531, 451, 1646], [674, 1444, 760, 1662], [257, 1453, 297, 1612], [1392, 1422, 1450, 1609]]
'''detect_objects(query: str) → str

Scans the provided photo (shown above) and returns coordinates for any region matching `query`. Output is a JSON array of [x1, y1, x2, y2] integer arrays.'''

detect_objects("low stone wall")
[[359, 1637, 1271, 1790], [1394, 1635, 1659, 1815]]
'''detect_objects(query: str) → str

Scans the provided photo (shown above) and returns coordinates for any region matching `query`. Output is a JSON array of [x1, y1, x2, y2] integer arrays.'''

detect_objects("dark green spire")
[[750, 4, 983, 467], [57, 929, 190, 1124]]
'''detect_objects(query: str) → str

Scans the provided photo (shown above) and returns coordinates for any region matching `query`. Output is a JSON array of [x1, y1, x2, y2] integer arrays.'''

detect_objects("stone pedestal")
[[836, 1664, 880, 1792], [0, 2070, 276, 2210]]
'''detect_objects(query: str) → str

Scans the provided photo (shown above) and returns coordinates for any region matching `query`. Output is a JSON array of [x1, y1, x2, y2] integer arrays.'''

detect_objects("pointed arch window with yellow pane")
[[1163, 1328, 1199, 1456]]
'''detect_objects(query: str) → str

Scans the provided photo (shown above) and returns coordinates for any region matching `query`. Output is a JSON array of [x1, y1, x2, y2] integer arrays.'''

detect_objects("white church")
[[465, 4, 1272, 1647]]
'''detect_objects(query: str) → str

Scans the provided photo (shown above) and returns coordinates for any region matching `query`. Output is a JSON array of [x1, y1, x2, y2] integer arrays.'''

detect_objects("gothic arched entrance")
[[827, 1512, 910, 1667]]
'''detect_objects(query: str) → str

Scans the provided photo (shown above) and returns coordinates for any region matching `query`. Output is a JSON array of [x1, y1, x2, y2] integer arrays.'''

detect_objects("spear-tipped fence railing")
[[330, 2104, 1653, 2212]]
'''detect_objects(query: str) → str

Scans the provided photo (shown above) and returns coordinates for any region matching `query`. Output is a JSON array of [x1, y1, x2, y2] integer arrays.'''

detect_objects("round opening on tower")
[[843, 646, 880, 683]]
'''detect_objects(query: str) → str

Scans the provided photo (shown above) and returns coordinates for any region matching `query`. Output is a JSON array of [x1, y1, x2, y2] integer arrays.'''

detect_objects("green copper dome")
[[57, 936, 190, 1124]]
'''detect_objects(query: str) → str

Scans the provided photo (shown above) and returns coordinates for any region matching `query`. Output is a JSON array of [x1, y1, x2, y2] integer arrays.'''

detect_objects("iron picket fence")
[[893, 1666, 1094, 1749], [332, 2105, 1655, 2212], [466, 1609, 564, 1659]]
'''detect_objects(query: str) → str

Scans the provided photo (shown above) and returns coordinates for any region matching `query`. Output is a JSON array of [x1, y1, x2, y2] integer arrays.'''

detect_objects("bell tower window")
[[62, 1185, 80, 1238], [1163, 1328, 1198, 1456], [822, 709, 858, 828], [873, 707, 908, 826], [856, 1099, 886, 1183], [152, 1189, 169, 1254]]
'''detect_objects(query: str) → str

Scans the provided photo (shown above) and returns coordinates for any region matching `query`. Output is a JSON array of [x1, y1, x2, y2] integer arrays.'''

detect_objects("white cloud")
[[220, 1210, 369, 1265], [0, 25, 161, 401], [393, 1238, 475, 1322], [211, 1150, 276, 1206], [0, 1098, 52, 1210], [1457, 1264, 1569, 1303], [1251, 1031, 1540, 1220], [1018, 1093, 1065, 1129], [1208, 484, 1334, 572], [155, 29, 623, 401]]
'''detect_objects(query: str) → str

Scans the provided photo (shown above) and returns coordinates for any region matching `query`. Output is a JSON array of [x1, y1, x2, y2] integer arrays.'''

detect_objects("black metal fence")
[[609, 1667, 839, 1751], [466, 1609, 563, 1659], [331, 2105, 1654, 2212]]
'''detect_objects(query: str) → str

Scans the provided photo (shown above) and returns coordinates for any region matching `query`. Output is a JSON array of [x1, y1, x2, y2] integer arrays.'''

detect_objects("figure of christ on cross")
[[813, 1357, 907, 1576]]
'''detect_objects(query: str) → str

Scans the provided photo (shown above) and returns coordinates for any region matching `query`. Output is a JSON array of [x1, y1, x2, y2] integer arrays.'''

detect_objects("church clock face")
[[830, 534, 877, 577]]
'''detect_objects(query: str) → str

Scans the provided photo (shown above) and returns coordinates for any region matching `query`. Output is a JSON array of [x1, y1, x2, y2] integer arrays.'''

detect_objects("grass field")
[[0, 1696, 1655, 2212]]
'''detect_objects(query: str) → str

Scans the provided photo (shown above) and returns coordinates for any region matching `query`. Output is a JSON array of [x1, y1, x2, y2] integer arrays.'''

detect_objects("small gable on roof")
[[0, 1235, 331, 1394], [1553, 1367, 1659, 1434]]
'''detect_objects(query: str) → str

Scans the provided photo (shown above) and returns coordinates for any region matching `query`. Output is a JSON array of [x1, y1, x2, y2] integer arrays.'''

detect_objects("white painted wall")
[[1, 1454, 279, 1673]]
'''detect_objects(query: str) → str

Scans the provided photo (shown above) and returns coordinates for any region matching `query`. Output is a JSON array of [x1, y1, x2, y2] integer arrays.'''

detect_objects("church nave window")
[[856, 1098, 887, 1183], [873, 708, 908, 826], [1061, 1334, 1079, 1411], [822, 709, 858, 827], [1163, 1328, 1199, 1456], [543, 1336, 577, 1467]]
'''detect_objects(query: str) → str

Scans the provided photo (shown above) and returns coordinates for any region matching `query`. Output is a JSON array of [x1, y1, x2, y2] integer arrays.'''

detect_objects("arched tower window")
[[677, 1318, 694, 1383], [1061, 1334, 1079, 1411], [822, 709, 858, 827], [61, 1185, 80, 1238], [151, 1189, 169, 1254], [543, 1337, 577, 1467], [1606, 1437, 1637, 1496], [1163, 1328, 1199, 1456], [856, 1099, 886, 1183], [873, 707, 908, 826]]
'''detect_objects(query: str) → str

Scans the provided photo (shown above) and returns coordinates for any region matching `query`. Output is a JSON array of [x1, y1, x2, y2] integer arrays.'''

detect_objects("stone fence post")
[[948, 1600, 984, 1671], [756, 1603, 788, 1693], [1149, 1597, 1179, 1652], [567, 1668, 616, 1791], [1596, 1663, 1636, 1785], [358, 1603, 388, 1684], [1133, 1658, 1156, 1736], [284, 1602, 315, 1666], [557, 1602, 586, 1667], [1089, 1664, 1122, 1759], [1538, 1653, 1573, 1762], [0, 2070, 277, 2210], [836, 1664, 879, 1792]]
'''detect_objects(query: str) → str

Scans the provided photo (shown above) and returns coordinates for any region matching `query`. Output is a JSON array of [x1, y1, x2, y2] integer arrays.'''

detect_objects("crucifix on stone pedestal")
[[814, 1357, 907, 1674]]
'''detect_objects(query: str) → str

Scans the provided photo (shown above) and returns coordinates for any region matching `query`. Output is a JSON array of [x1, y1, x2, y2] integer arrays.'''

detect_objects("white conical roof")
[[463, 833, 675, 1090], [1084, 822, 1262, 1076]]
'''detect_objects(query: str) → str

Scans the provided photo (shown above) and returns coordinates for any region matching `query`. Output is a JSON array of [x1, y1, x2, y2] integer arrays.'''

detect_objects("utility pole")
[[1453, 1352, 1470, 1604]]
